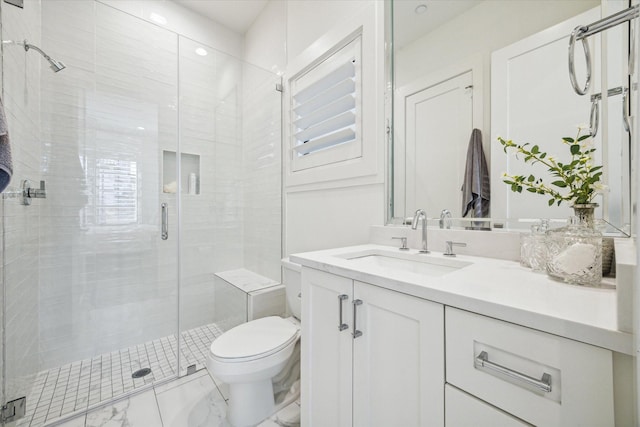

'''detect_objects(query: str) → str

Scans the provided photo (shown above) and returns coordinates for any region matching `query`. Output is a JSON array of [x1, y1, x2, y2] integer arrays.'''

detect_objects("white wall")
[[396, 0, 599, 88], [286, 184, 384, 254], [244, 0, 286, 76], [281, 0, 386, 255], [286, 0, 369, 63]]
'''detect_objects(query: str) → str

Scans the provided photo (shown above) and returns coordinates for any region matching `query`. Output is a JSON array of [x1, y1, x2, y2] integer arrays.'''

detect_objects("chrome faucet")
[[439, 209, 452, 229], [411, 209, 429, 253]]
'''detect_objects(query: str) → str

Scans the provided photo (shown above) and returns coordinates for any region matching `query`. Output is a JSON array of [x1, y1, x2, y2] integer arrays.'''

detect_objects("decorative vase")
[[571, 203, 614, 276], [546, 216, 603, 287], [571, 203, 597, 229]]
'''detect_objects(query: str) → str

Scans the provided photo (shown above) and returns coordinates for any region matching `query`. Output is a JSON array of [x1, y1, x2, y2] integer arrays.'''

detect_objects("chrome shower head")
[[46, 57, 66, 73], [23, 40, 66, 73]]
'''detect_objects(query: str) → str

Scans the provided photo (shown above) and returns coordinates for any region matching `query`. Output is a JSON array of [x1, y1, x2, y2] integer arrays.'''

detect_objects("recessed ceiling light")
[[195, 47, 208, 56], [149, 12, 167, 25], [137, 126, 145, 131], [415, 4, 428, 14]]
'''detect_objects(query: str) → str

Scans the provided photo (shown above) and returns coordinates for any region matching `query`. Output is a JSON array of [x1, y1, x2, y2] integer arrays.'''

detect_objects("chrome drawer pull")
[[338, 294, 349, 331], [352, 299, 363, 339], [474, 351, 552, 393]]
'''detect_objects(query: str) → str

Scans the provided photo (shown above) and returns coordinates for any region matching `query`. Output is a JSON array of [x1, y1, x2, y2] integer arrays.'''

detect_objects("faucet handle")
[[439, 209, 452, 229], [444, 241, 467, 257], [392, 236, 409, 250]]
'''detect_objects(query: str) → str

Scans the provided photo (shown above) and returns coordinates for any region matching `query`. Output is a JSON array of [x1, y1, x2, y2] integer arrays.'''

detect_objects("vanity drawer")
[[445, 384, 531, 427], [445, 307, 614, 427]]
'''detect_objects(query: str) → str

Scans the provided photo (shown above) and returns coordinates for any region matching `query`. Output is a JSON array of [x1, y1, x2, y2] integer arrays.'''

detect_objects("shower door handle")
[[161, 203, 168, 240]]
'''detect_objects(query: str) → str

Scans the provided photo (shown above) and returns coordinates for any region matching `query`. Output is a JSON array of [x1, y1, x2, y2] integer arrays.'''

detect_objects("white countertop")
[[290, 244, 634, 355]]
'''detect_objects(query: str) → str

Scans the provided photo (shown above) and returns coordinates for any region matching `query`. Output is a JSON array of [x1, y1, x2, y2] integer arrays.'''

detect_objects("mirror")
[[390, 0, 632, 235]]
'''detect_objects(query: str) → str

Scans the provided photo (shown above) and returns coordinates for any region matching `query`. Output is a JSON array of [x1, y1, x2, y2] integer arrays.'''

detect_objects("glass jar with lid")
[[520, 220, 549, 272]]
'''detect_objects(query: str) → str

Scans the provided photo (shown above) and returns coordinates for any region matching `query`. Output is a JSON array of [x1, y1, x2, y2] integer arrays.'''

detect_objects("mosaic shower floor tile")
[[17, 323, 224, 427]]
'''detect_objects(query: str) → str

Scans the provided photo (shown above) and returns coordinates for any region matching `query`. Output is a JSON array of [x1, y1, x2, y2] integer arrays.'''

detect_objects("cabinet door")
[[445, 385, 531, 427], [301, 268, 354, 427], [352, 281, 445, 427]]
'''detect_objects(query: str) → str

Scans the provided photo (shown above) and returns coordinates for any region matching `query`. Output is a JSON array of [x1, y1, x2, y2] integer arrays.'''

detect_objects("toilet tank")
[[282, 258, 302, 319]]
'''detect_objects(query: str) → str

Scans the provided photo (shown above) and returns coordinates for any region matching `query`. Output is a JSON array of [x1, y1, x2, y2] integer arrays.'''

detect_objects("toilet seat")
[[210, 316, 299, 363]]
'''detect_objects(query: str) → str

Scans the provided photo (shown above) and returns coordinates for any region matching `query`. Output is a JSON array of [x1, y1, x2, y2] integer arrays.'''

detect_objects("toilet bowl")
[[208, 259, 302, 427]]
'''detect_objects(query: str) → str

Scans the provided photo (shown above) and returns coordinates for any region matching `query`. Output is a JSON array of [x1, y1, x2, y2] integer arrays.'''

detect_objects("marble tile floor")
[[48, 369, 300, 427], [16, 323, 225, 427]]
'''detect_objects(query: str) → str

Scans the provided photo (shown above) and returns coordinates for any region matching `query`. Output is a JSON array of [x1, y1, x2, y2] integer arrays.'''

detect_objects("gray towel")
[[461, 128, 490, 218], [0, 96, 12, 193]]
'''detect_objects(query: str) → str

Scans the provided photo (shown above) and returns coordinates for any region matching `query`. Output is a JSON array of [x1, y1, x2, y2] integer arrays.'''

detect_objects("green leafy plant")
[[498, 127, 606, 207]]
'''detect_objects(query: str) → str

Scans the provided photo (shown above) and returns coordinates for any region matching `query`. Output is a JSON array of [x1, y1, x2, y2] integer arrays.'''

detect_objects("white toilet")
[[208, 259, 301, 427]]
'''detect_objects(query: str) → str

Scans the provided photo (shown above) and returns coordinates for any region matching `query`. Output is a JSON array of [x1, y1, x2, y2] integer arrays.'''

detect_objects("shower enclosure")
[[0, 1, 282, 425]]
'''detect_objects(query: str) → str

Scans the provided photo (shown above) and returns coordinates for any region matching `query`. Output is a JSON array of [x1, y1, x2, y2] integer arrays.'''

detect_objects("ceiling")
[[171, 0, 481, 45], [394, 0, 482, 49], [172, 0, 269, 34]]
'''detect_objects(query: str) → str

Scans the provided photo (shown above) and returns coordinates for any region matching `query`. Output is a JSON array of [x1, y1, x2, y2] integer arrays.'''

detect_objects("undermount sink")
[[336, 249, 472, 278]]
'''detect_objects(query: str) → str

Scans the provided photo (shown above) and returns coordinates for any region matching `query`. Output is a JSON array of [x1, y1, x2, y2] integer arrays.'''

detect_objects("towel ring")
[[589, 98, 599, 137], [568, 26, 591, 95]]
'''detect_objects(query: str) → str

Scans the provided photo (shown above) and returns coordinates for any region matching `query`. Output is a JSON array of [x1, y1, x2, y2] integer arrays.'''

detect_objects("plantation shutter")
[[290, 35, 362, 171]]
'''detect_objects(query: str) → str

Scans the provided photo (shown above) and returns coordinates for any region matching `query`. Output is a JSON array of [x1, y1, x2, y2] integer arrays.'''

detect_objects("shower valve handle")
[[22, 180, 46, 205], [28, 180, 46, 198]]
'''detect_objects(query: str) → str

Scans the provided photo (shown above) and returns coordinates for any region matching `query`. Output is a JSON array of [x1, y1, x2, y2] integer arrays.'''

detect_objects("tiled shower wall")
[[177, 37, 283, 331], [1, 0, 42, 404], [39, 0, 181, 369], [178, 36, 244, 332], [242, 65, 282, 282], [31, 0, 280, 370]]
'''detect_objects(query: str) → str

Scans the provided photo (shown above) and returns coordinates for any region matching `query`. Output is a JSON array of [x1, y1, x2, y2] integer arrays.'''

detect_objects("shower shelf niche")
[[162, 150, 200, 195]]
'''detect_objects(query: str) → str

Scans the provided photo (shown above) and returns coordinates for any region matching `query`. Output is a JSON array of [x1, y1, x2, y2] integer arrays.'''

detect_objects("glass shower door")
[[1, 1, 180, 425]]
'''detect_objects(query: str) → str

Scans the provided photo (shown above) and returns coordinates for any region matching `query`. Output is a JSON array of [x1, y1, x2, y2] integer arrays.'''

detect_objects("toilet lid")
[[210, 316, 299, 362]]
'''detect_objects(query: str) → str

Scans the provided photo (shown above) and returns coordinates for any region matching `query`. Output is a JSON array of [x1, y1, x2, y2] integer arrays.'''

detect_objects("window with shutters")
[[95, 158, 138, 225], [289, 35, 362, 172]]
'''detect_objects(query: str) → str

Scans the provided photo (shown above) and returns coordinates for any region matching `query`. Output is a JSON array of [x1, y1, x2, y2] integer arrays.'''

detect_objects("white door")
[[301, 268, 353, 427], [352, 282, 445, 427], [403, 71, 473, 216]]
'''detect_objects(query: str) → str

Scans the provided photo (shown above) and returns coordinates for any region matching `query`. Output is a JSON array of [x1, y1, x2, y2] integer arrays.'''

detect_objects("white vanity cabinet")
[[293, 244, 632, 426], [301, 267, 445, 427]]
